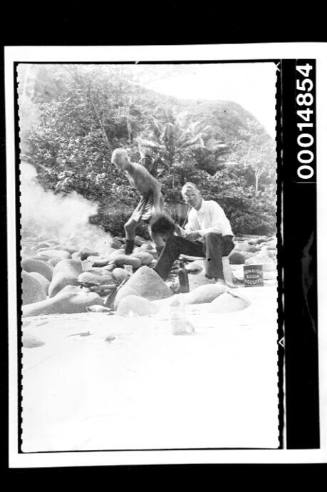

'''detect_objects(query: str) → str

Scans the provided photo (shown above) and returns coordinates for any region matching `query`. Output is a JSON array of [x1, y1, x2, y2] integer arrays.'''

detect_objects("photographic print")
[[5, 45, 326, 466]]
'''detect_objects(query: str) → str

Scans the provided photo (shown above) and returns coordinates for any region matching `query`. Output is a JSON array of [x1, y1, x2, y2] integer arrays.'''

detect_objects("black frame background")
[[1, 48, 321, 470]]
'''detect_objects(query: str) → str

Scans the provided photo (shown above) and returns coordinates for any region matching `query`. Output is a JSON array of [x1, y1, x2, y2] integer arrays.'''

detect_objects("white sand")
[[22, 284, 279, 452]]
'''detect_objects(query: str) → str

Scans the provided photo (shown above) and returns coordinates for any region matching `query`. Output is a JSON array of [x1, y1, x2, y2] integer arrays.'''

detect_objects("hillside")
[[18, 64, 276, 236]]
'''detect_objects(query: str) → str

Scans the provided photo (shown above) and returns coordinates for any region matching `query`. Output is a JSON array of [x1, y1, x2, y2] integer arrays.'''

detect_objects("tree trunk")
[[255, 169, 263, 195], [255, 172, 259, 194]]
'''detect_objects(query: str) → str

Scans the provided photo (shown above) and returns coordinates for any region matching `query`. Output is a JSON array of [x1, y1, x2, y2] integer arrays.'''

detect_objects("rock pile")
[[20, 232, 276, 318], [21, 235, 157, 317]]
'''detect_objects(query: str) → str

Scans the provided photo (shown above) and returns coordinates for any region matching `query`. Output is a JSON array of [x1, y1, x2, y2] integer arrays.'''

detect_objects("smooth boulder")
[[139, 242, 156, 252], [72, 247, 99, 261], [35, 249, 70, 262], [22, 271, 47, 305], [28, 271, 50, 296], [233, 242, 250, 252], [117, 295, 159, 317], [23, 333, 45, 348], [185, 259, 203, 273], [134, 235, 145, 246], [114, 266, 172, 308], [208, 291, 250, 313], [110, 238, 123, 249], [48, 259, 83, 297], [132, 251, 154, 266], [22, 285, 103, 317], [245, 253, 276, 272], [112, 267, 129, 283], [78, 269, 114, 285], [21, 258, 53, 281], [229, 251, 246, 265], [47, 257, 64, 267], [183, 283, 226, 304], [87, 256, 110, 267], [110, 254, 142, 269]]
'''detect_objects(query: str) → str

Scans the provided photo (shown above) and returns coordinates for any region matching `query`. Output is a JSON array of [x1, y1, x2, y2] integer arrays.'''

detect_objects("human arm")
[[183, 209, 202, 240]]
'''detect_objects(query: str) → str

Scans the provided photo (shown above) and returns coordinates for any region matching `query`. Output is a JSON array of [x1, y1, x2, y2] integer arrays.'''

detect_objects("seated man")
[[153, 182, 235, 285], [111, 148, 164, 255]]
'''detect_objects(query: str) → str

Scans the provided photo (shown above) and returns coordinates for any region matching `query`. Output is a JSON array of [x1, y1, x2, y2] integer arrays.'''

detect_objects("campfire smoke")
[[20, 162, 111, 255]]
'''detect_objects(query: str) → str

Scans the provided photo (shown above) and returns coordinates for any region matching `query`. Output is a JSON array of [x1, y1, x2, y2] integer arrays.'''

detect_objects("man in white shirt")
[[153, 182, 235, 284]]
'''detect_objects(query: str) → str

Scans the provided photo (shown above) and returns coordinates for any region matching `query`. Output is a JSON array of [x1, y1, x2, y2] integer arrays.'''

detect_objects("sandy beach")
[[22, 283, 279, 452]]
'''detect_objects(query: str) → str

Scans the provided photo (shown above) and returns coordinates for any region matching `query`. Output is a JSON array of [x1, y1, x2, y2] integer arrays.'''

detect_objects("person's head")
[[150, 213, 176, 242], [181, 182, 202, 210], [111, 148, 130, 171]]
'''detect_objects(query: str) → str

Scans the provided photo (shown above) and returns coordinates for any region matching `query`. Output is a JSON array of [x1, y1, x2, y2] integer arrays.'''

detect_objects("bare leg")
[[124, 218, 138, 255], [222, 256, 236, 288]]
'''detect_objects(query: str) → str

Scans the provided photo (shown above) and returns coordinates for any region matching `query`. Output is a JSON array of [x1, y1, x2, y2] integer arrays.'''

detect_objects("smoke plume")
[[20, 162, 111, 255]]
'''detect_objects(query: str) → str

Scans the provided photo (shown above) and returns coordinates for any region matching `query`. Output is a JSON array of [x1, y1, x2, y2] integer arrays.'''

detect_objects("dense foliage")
[[18, 64, 277, 236]]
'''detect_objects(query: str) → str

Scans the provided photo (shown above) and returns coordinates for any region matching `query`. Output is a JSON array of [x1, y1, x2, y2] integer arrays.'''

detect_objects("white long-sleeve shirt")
[[184, 199, 233, 238]]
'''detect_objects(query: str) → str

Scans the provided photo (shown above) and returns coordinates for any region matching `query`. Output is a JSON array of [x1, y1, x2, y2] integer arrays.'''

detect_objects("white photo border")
[[5, 43, 327, 467]]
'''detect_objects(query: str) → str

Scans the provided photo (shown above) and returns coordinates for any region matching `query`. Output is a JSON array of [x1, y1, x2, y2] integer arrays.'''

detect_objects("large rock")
[[185, 259, 203, 273], [78, 269, 114, 285], [22, 286, 103, 317], [72, 247, 99, 261], [264, 238, 277, 250], [36, 241, 52, 249], [208, 291, 250, 313], [184, 283, 226, 304], [139, 242, 156, 252], [114, 266, 172, 308], [48, 259, 83, 298], [234, 242, 250, 252], [134, 235, 145, 246], [131, 251, 154, 266], [247, 246, 260, 253], [117, 295, 159, 317], [110, 254, 142, 269], [34, 249, 70, 262], [22, 333, 45, 348], [22, 258, 53, 281], [112, 267, 129, 283], [22, 271, 47, 305], [229, 251, 246, 265], [28, 272, 50, 296], [110, 238, 123, 249], [87, 256, 110, 267], [188, 270, 215, 291], [245, 252, 276, 272], [47, 257, 63, 267], [107, 249, 126, 261]]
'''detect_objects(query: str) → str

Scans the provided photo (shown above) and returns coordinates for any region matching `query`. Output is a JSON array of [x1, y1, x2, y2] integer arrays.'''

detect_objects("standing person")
[[153, 182, 235, 285], [111, 148, 163, 255]]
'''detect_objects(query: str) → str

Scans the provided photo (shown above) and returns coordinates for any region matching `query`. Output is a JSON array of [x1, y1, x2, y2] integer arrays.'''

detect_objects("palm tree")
[[137, 108, 208, 188]]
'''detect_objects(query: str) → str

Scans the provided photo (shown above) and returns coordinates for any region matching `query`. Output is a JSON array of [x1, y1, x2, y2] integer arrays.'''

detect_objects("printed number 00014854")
[[296, 63, 315, 180]]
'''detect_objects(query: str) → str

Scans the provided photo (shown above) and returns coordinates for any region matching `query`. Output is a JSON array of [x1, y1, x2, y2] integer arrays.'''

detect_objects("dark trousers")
[[154, 233, 234, 281]]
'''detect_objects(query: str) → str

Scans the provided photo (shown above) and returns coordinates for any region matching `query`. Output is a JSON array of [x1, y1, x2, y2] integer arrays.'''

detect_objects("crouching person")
[[153, 182, 235, 286], [111, 148, 163, 255]]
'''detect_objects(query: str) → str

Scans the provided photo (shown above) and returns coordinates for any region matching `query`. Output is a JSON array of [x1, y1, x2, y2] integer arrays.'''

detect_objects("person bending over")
[[153, 182, 235, 285], [111, 148, 163, 255]]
